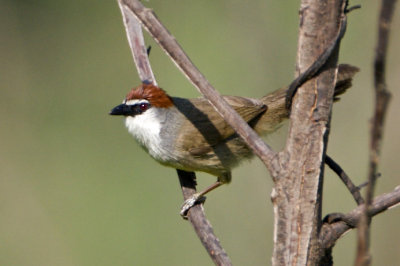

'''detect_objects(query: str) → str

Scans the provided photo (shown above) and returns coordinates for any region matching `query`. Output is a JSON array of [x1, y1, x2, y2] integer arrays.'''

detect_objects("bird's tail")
[[252, 64, 359, 134]]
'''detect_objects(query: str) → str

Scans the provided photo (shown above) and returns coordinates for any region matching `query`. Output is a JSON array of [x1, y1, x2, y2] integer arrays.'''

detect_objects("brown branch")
[[117, 3, 232, 264], [355, 0, 396, 265], [285, 6, 362, 112], [285, 16, 348, 110], [271, 1, 347, 265], [321, 186, 400, 249], [357, 174, 382, 190], [117, 0, 157, 84], [177, 170, 232, 266], [119, 0, 279, 177], [325, 155, 365, 205]]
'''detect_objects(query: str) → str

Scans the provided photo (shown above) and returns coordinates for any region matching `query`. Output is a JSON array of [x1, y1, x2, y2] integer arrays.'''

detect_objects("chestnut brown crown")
[[126, 83, 173, 108]]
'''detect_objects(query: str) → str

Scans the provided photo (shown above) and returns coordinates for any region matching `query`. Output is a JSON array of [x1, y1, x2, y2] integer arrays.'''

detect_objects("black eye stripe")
[[130, 102, 150, 114], [139, 103, 148, 111], [110, 101, 151, 117]]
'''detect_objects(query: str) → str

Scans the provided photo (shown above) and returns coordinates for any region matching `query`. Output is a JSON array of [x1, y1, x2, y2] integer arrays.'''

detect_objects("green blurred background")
[[1, 0, 399, 265]]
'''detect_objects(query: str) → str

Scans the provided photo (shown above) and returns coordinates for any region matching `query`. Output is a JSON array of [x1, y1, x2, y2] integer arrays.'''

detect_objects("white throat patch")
[[124, 107, 169, 162]]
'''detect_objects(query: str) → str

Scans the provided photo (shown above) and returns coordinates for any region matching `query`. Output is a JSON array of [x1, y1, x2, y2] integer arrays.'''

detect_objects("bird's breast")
[[124, 107, 179, 164]]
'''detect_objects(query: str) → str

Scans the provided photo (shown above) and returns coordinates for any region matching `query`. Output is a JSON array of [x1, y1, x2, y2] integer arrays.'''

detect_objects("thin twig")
[[285, 16, 348, 110], [117, 1, 157, 84], [321, 186, 400, 249], [357, 173, 381, 190], [285, 3, 362, 111], [355, 0, 396, 265], [177, 170, 232, 266], [325, 155, 365, 205]]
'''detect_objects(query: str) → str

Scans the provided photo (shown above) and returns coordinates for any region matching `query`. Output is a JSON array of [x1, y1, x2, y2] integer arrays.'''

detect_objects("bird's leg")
[[180, 181, 223, 218]]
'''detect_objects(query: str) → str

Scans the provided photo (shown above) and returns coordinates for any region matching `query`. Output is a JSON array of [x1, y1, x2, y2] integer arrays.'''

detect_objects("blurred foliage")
[[1, 0, 399, 265]]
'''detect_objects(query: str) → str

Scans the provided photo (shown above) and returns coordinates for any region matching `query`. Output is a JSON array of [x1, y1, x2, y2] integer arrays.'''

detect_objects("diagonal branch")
[[321, 186, 400, 249], [355, 0, 396, 265], [325, 155, 365, 205], [285, 16, 348, 110], [118, 0, 279, 177]]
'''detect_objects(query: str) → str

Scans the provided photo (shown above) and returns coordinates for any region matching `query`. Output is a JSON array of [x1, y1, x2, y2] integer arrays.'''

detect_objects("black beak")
[[109, 104, 130, 116]]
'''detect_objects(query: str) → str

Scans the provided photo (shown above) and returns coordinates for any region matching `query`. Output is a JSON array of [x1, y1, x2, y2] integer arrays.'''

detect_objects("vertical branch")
[[355, 0, 396, 265], [271, 1, 346, 265]]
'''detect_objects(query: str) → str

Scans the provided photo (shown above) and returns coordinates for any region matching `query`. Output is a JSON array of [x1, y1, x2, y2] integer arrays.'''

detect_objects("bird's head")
[[110, 83, 173, 117]]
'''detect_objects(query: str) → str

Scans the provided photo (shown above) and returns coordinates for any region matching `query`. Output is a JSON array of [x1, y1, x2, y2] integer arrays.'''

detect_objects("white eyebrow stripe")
[[124, 99, 150, 106]]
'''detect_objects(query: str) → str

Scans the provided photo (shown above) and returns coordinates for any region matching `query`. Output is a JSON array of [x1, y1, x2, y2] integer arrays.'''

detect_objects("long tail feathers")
[[254, 64, 359, 134]]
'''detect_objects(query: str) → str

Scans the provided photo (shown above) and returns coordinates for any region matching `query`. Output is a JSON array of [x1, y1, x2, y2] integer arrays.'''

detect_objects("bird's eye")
[[139, 102, 149, 112]]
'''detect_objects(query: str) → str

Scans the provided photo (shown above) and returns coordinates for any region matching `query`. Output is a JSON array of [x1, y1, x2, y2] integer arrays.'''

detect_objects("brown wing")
[[173, 96, 266, 156]]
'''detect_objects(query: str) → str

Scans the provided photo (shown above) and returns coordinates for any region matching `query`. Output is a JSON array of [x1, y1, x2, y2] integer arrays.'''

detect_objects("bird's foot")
[[180, 193, 206, 219]]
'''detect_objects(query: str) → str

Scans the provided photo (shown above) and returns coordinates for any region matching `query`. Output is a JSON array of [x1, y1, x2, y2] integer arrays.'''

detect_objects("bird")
[[110, 64, 359, 215]]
